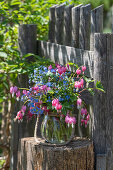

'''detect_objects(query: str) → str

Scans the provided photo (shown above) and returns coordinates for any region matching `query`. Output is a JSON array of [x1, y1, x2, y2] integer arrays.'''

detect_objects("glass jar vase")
[[35, 114, 75, 145]]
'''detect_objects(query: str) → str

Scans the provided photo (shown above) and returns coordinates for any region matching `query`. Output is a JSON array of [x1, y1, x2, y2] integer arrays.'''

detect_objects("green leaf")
[[22, 53, 35, 58], [3, 82, 8, 89], [47, 90, 54, 94], [96, 81, 105, 93], [0, 52, 7, 58], [84, 77, 94, 83], [0, 97, 4, 103], [10, 0, 21, 5], [67, 62, 75, 66], [87, 88, 95, 95]]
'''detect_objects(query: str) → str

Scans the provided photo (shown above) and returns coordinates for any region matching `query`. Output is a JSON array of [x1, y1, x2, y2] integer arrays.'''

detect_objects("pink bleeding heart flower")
[[67, 64, 69, 69], [56, 64, 61, 69], [65, 115, 70, 123], [58, 66, 67, 75], [76, 69, 81, 77], [16, 90, 20, 101], [10, 86, 14, 93], [23, 90, 27, 95], [13, 86, 18, 93], [16, 111, 23, 121], [81, 108, 87, 116], [68, 117, 76, 125], [10, 86, 18, 97], [65, 115, 76, 128], [26, 111, 34, 120], [33, 86, 39, 91], [74, 81, 82, 89], [81, 119, 84, 125], [10, 87, 14, 97], [40, 85, 47, 92], [82, 66, 86, 74], [55, 103, 62, 110], [77, 98, 82, 109], [86, 114, 90, 121], [75, 79, 84, 89], [84, 120, 88, 127], [48, 65, 52, 70], [21, 105, 26, 113], [62, 67, 67, 73], [58, 68, 63, 75], [80, 79, 84, 88], [52, 99, 59, 107]]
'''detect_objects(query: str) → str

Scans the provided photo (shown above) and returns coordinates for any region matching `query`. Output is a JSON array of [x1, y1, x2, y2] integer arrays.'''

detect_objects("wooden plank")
[[48, 5, 58, 43], [106, 148, 113, 170], [79, 4, 91, 50], [106, 34, 113, 170], [90, 5, 103, 51], [71, 4, 82, 48], [96, 154, 106, 170], [93, 33, 107, 155], [55, 4, 65, 44], [63, 4, 74, 46], [112, 7, 113, 33], [37, 40, 94, 78], [93, 33, 113, 161]]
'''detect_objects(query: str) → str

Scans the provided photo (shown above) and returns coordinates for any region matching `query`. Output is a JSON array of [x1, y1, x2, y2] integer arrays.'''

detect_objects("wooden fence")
[[11, 3, 113, 170]]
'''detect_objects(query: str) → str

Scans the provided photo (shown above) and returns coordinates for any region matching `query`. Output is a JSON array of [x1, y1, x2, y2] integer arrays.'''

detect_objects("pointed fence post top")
[[18, 24, 37, 56]]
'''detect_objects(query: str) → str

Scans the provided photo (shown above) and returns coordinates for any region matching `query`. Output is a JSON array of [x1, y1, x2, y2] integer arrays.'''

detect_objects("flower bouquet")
[[10, 63, 103, 144]]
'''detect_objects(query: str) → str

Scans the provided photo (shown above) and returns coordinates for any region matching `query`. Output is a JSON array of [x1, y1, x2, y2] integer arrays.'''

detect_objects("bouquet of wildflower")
[[10, 63, 103, 128]]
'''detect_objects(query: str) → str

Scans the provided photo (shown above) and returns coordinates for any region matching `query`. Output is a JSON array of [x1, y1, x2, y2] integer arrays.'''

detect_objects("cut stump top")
[[17, 137, 94, 170]]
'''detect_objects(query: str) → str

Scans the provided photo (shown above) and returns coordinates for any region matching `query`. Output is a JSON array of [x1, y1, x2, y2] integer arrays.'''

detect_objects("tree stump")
[[17, 137, 94, 170]]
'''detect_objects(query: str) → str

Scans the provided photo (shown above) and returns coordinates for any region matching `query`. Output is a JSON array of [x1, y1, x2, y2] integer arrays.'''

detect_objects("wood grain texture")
[[10, 25, 37, 170], [112, 7, 113, 33], [17, 137, 94, 170], [55, 4, 65, 44], [63, 4, 74, 46], [71, 4, 82, 48], [18, 24, 37, 57], [90, 5, 103, 51], [79, 4, 91, 50], [48, 5, 58, 43], [93, 33, 113, 169], [96, 154, 106, 170], [37, 40, 94, 78]]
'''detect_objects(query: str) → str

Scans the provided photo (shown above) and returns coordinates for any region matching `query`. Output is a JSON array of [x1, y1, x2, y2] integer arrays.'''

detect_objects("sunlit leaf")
[[96, 81, 105, 93], [0, 52, 7, 58]]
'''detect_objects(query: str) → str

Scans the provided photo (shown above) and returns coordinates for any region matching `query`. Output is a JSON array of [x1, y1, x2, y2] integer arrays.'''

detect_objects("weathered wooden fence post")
[[55, 4, 65, 44], [79, 4, 91, 50], [93, 33, 113, 170], [10, 24, 37, 170], [90, 5, 103, 51], [63, 4, 74, 46], [71, 4, 82, 48], [112, 6, 113, 33], [48, 5, 58, 43]]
